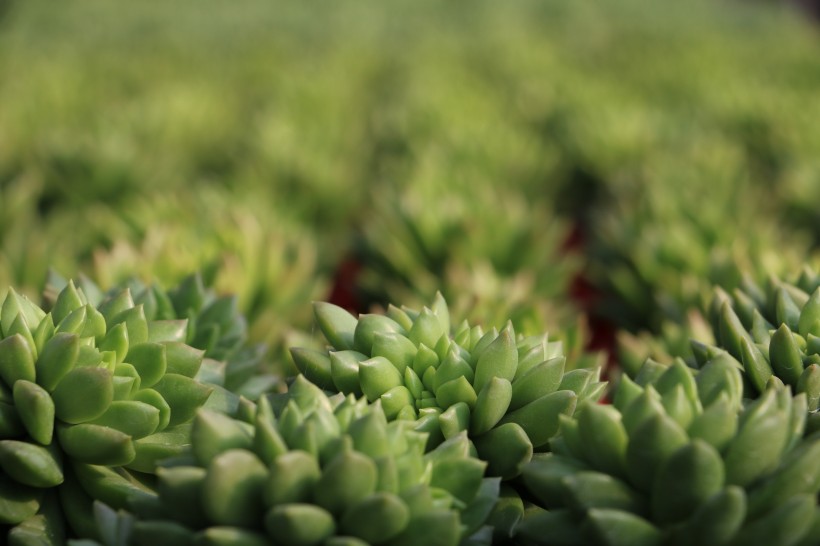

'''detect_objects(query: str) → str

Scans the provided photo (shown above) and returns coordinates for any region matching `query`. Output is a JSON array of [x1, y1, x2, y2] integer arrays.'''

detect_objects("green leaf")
[[156, 466, 208, 528], [265, 503, 336, 546], [499, 390, 576, 449], [577, 403, 628, 478], [313, 450, 377, 516], [52, 366, 113, 424], [162, 342, 204, 378], [90, 400, 161, 440], [12, 380, 55, 445], [0, 440, 63, 488], [776, 287, 802, 333], [314, 302, 357, 351], [470, 377, 512, 435], [673, 486, 745, 546], [373, 332, 418, 375], [510, 356, 566, 412], [329, 350, 367, 396], [340, 493, 410, 544], [0, 478, 42, 525], [439, 402, 470, 439], [473, 328, 517, 394], [769, 324, 804, 387], [408, 308, 446, 350], [724, 406, 789, 487], [651, 440, 724, 525], [730, 494, 814, 546], [0, 334, 36, 388], [473, 422, 533, 479], [797, 364, 820, 411], [433, 351, 474, 392], [147, 320, 188, 344], [563, 472, 646, 515], [191, 409, 253, 467], [57, 424, 135, 466], [583, 509, 660, 546], [359, 357, 404, 403], [435, 376, 478, 410], [390, 510, 460, 546], [203, 449, 267, 527], [126, 343, 168, 389], [354, 314, 405, 355], [799, 288, 820, 338], [625, 412, 688, 492], [100, 324, 129, 367], [152, 374, 213, 427], [290, 348, 334, 391], [35, 333, 80, 392], [263, 451, 321, 506], [688, 395, 738, 452], [1, 288, 45, 340], [380, 386, 414, 420], [111, 306, 149, 346]]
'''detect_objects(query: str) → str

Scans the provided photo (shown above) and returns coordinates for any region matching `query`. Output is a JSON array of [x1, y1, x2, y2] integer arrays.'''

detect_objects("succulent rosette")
[[517, 358, 820, 546], [587, 157, 814, 334], [291, 294, 606, 480], [86, 191, 330, 370], [0, 280, 216, 542], [355, 175, 578, 333], [698, 267, 820, 406], [80, 375, 500, 546], [45, 271, 277, 400], [625, 267, 820, 417]]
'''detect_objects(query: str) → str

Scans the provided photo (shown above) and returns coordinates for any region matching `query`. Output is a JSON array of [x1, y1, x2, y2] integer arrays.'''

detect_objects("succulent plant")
[[81, 375, 500, 546], [44, 270, 279, 400], [291, 294, 606, 480], [588, 157, 814, 333], [518, 358, 820, 546], [624, 267, 820, 417], [0, 279, 217, 542], [355, 174, 579, 333], [75, 188, 330, 375], [699, 267, 820, 402]]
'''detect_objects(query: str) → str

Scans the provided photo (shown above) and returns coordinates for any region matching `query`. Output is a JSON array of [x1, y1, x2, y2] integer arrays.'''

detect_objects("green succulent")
[[355, 174, 578, 333], [588, 156, 815, 333], [624, 267, 820, 416], [82, 375, 500, 546], [698, 267, 820, 403], [0, 280, 216, 543], [291, 294, 606, 480], [518, 358, 820, 546], [67, 187, 330, 376], [44, 270, 279, 400]]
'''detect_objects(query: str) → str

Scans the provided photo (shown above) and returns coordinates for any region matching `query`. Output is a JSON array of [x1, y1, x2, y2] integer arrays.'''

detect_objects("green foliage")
[[0, 280, 216, 542], [0, 0, 820, 543], [519, 360, 820, 546], [44, 271, 283, 399], [81, 377, 499, 546], [356, 175, 579, 333], [293, 294, 605, 480]]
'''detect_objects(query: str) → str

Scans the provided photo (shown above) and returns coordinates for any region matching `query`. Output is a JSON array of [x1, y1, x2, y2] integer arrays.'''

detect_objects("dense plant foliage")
[[1, 0, 820, 544]]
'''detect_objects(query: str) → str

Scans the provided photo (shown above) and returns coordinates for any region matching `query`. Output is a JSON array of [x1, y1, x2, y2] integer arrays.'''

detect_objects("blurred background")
[[1, 0, 819, 374]]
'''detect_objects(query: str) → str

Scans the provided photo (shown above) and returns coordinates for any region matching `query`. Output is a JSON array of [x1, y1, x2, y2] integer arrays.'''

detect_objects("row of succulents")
[[4, 274, 820, 545], [1, 0, 820, 544]]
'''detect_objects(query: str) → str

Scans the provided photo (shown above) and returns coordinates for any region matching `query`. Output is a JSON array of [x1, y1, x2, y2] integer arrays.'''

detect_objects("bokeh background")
[[1, 0, 819, 375]]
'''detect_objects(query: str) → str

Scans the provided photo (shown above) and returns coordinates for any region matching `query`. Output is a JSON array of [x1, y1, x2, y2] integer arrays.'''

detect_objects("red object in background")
[[327, 257, 364, 314], [563, 222, 618, 403]]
